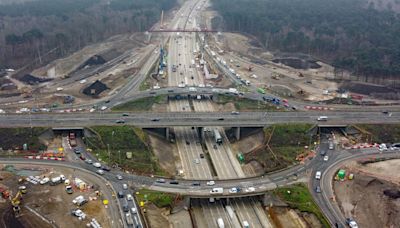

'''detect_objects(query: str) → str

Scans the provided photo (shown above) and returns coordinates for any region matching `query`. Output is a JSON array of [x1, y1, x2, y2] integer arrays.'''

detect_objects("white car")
[[93, 162, 102, 168], [245, 187, 255, 192], [206, 181, 215, 186], [229, 187, 239, 193], [100, 106, 107, 111], [315, 171, 322, 180], [323, 156, 329, 161], [126, 194, 133, 201], [122, 183, 128, 189], [40, 177, 49, 185], [96, 169, 104, 175], [131, 207, 137, 214]]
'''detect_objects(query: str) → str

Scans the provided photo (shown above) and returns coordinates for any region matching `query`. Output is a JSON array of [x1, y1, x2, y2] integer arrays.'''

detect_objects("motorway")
[[0, 111, 399, 128]]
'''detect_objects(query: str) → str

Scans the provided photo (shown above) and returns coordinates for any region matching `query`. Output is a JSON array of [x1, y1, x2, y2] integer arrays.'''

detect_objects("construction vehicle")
[[18, 186, 27, 194], [11, 190, 23, 215], [0, 187, 10, 199]]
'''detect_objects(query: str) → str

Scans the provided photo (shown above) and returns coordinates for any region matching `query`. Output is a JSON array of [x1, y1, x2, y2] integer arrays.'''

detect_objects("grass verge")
[[85, 126, 166, 175], [136, 189, 176, 208], [112, 95, 167, 112], [356, 124, 400, 143], [214, 94, 281, 111], [273, 183, 330, 228]]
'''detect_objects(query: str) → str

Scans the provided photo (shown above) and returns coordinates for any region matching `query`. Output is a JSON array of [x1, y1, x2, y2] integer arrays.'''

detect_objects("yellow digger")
[[11, 190, 23, 216]]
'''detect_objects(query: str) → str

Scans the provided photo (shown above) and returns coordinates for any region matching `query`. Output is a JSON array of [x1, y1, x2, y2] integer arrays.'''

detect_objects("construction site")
[[0, 165, 111, 228]]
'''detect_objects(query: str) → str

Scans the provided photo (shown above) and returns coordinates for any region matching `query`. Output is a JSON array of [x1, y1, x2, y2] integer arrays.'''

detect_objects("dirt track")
[[334, 160, 400, 228]]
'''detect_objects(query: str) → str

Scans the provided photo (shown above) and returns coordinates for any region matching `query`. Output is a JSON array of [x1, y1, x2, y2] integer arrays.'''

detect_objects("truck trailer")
[[213, 129, 222, 145]]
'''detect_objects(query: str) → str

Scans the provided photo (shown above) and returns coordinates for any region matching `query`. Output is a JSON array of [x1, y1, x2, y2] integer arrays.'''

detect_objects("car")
[[231, 111, 240, 115], [117, 191, 124, 198], [79, 155, 86, 160], [122, 204, 129, 212], [126, 194, 133, 201], [122, 113, 129, 116], [115, 119, 125, 124], [105, 100, 110, 103], [346, 218, 359, 228], [217, 118, 224, 121], [85, 159, 93, 164], [116, 175, 123, 180], [192, 182, 201, 186], [213, 144, 217, 149], [315, 186, 321, 193], [169, 180, 179, 185], [382, 111, 389, 114], [194, 159, 200, 164], [156, 178, 166, 183], [320, 150, 327, 156], [315, 171, 322, 180], [102, 166, 111, 171], [122, 183, 128, 189], [131, 207, 137, 214], [74, 148, 82, 154], [229, 187, 240, 193], [206, 181, 215, 186], [245, 187, 255, 192], [65, 185, 74, 194], [93, 162, 102, 168], [151, 118, 160, 122], [186, 140, 190, 145], [323, 155, 329, 161], [200, 153, 205, 158], [96, 169, 104, 175], [100, 106, 107, 111]]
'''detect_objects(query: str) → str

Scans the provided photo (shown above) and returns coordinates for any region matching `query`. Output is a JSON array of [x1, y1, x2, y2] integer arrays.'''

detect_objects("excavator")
[[11, 190, 23, 216]]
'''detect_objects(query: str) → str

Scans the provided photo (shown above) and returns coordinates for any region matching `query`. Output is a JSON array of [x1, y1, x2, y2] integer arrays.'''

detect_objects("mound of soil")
[[339, 81, 398, 95], [78, 55, 106, 70], [82, 80, 108, 97], [383, 189, 400, 199], [18, 74, 52, 85]]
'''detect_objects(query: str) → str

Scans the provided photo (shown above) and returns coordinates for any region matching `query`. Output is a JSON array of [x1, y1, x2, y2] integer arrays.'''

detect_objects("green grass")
[[214, 94, 280, 111], [136, 189, 175, 208], [85, 126, 166, 175], [356, 124, 400, 143], [112, 95, 167, 112], [274, 183, 330, 228], [139, 80, 151, 91], [0, 127, 48, 152], [265, 123, 313, 162]]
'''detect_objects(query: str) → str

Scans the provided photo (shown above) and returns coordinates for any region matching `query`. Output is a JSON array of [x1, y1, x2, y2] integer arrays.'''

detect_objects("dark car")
[[169, 180, 179, 185], [217, 118, 224, 121], [117, 191, 124, 198], [151, 118, 160, 122], [186, 141, 190, 145], [382, 111, 389, 114], [122, 113, 129, 116], [192, 182, 201, 186], [102, 166, 111, 171], [74, 148, 82, 154], [122, 204, 129, 212], [115, 119, 125, 124], [105, 100, 110, 103], [320, 150, 327, 156], [200, 153, 205, 159]]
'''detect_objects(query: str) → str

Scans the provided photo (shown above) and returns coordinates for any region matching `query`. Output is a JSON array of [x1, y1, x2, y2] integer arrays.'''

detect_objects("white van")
[[210, 188, 224, 194], [317, 116, 328, 121], [315, 171, 322, 180], [243, 221, 250, 228]]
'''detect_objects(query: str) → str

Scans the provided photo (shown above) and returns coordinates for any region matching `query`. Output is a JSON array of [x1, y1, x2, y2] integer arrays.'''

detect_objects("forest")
[[0, 0, 176, 68], [212, 0, 400, 80]]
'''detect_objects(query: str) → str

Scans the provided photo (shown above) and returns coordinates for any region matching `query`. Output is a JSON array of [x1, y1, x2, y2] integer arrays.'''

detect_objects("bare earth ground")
[[0, 165, 111, 228], [334, 159, 400, 228], [168, 209, 193, 228], [144, 204, 170, 228], [148, 134, 179, 177]]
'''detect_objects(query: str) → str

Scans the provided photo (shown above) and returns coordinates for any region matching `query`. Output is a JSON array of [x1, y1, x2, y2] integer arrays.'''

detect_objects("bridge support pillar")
[[234, 127, 241, 140], [197, 127, 205, 143], [166, 127, 170, 141]]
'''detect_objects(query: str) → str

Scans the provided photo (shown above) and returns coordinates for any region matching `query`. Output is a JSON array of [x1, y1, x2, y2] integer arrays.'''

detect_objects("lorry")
[[217, 218, 225, 228], [126, 213, 134, 225], [228, 88, 238, 95], [210, 187, 224, 194], [213, 129, 222, 145]]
